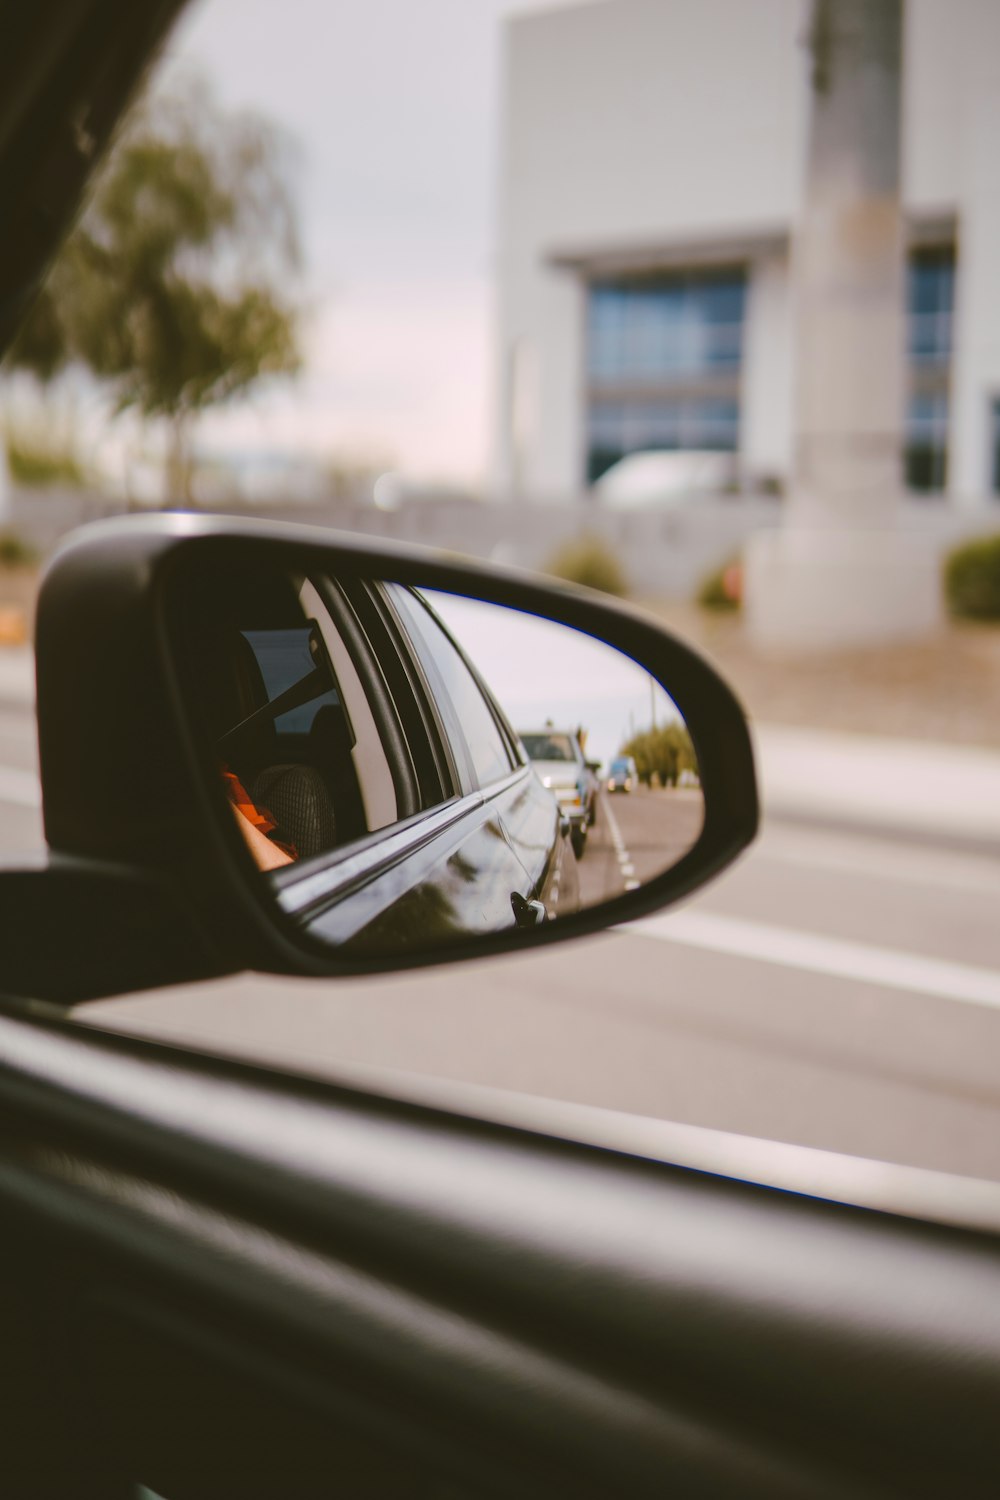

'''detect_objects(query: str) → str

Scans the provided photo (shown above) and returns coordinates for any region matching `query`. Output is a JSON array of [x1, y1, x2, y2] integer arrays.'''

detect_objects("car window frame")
[[385, 585, 524, 792], [366, 581, 466, 802], [312, 574, 422, 823], [332, 578, 459, 812], [267, 575, 527, 926]]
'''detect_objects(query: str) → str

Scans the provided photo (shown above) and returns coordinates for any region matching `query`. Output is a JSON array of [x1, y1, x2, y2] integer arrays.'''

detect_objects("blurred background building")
[[494, 0, 1000, 508]]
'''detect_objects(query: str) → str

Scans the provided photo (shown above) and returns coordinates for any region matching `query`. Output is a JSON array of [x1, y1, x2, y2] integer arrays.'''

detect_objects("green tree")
[[7, 76, 301, 503], [620, 722, 698, 788]]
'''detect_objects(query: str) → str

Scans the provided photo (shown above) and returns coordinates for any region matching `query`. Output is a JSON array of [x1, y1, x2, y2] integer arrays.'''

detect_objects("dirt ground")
[[644, 601, 1000, 750]]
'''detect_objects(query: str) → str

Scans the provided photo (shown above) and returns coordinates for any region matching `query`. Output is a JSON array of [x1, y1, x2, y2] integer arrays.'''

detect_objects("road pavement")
[[5, 693, 1000, 1184], [577, 786, 704, 908]]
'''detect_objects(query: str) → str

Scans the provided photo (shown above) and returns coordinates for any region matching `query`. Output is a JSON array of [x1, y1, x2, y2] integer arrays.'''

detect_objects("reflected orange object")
[[222, 768, 298, 860]]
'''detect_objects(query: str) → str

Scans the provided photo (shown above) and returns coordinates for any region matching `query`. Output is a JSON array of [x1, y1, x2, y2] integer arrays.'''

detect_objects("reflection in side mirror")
[[171, 559, 705, 962], [430, 591, 702, 909]]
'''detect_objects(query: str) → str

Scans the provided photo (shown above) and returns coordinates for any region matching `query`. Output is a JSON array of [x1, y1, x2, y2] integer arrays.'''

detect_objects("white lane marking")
[[0, 765, 41, 807], [601, 795, 633, 897], [602, 794, 625, 848], [624, 907, 1000, 1011]]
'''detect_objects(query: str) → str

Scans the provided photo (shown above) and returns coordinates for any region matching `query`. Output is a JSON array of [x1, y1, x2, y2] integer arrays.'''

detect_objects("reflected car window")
[[388, 586, 515, 789], [522, 734, 577, 763], [240, 628, 341, 737]]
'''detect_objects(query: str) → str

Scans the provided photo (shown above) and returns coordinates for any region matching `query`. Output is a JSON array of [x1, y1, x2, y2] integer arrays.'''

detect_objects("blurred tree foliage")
[[7, 77, 301, 502], [545, 534, 628, 597], [0, 532, 38, 569], [4, 428, 85, 488], [620, 722, 698, 788]]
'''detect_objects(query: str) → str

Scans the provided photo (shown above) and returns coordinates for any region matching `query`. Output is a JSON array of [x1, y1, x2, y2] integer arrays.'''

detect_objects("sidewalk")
[[0, 646, 34, 708], [754, 722, 1000, 854]]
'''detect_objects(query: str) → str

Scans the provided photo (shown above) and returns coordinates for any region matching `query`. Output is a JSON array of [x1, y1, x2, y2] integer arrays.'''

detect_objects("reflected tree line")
[[620, 722, 698, 787]]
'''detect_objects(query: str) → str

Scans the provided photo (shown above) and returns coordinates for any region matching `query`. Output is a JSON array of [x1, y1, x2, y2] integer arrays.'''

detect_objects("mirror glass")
[[175, 560, 703, 958]]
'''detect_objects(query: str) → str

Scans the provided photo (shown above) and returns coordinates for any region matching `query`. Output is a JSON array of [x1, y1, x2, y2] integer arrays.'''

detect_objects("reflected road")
[[577, 786, 704, 908]]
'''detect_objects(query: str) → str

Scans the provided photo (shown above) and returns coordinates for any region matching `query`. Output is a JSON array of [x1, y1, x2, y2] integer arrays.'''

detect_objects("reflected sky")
[[427, 591, 680, 769]]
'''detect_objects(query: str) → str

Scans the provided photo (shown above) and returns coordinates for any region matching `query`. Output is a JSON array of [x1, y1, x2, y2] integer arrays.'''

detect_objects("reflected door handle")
[[511, 892, 547, 928]]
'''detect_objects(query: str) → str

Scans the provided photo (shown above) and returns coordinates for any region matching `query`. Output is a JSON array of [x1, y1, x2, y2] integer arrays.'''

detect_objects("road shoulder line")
[[624, 907, 1000, 1011]]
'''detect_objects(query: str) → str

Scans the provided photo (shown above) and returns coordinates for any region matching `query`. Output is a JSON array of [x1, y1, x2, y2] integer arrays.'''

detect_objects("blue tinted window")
[[241, 628, 340, 735], [905, 393, 949, 493], [908, 249, 954, 365], [588, 270, 745, 384], [587, 269, 744, 482], [905, 247, 954, 492], [588, 398, 739, 480]]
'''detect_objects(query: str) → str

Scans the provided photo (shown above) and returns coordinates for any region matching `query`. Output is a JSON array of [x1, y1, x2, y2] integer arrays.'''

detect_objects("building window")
[[586, 269, 745, 482], [906, 393, 949, 493], [906, 247, 954, 494]]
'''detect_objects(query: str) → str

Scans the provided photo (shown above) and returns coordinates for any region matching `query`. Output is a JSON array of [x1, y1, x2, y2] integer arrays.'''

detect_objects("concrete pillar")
[[745, 0, 942, 649]]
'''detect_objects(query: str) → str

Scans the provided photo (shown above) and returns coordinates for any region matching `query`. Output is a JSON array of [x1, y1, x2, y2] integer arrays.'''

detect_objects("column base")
[[743, 525, 943, 651]]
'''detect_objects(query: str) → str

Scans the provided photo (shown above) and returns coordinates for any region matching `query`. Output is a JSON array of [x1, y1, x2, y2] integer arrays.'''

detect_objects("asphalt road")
[[577, 787, 705, 908], [5, 701, 1000, 1184]]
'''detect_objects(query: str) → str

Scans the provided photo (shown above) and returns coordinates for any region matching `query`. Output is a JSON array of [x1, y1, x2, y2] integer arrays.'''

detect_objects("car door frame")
[[268, 574, 548, 952], [4, 998, 1000, 1499]]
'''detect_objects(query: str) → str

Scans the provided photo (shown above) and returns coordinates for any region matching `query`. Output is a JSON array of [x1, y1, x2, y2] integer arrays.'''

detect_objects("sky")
[[159, 0, 589, 487], [429, 592, 681, 768]]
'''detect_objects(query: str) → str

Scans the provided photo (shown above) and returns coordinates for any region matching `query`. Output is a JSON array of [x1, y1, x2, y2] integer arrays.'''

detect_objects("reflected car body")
[[607, 755, 638, 793], [583, 760, 601, 825], [519, 729, 594, 858], [187, 575, 581, 954]]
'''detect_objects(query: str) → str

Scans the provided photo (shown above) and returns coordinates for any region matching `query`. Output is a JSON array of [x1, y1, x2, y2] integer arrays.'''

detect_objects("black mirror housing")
[[1, 515, 758, 1003]]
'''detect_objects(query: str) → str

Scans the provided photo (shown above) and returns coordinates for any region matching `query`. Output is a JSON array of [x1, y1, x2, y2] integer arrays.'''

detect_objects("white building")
[[494, 0, 1000, 506]]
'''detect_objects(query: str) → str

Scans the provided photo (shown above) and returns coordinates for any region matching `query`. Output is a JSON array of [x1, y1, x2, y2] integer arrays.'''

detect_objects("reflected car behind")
[[607, 755, 638, 793], [519, 728, 593, 859]]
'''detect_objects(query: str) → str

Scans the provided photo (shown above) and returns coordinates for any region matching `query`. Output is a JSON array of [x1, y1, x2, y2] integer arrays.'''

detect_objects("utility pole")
[[744, 0, 940, 649]]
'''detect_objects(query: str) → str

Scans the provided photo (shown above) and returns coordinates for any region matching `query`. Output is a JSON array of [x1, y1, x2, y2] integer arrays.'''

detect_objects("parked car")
[[607, 754, 638, 793], [583, 756, 601, 825], [2, 3, 1000, 1497], [519, 726, 595, 858], [592, 449, 740, 507]]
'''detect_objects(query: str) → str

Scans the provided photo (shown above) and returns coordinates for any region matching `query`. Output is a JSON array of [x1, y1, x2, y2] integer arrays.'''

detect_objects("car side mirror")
[[0, 515, 758, 1003]]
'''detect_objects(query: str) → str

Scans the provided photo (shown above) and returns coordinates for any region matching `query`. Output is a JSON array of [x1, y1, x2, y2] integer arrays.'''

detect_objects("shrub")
[[545, 533, 628, 597], [5, 432, 85, 488], [0, 532, 37, 569], [944, 535, 1000, 620], [697, 557, 742, 611]]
